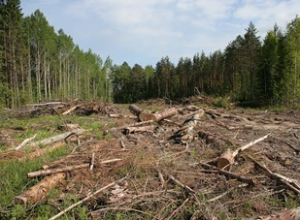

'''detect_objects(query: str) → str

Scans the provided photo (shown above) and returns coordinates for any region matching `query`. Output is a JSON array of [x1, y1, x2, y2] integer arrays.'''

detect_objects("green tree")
[[285, 16, 300, 105], [0, 0, 24, 108], [258, 25, 281, 105], [155, 56, 175, 98], [111, 62, 131, 103], [240, 22, 261, 105]]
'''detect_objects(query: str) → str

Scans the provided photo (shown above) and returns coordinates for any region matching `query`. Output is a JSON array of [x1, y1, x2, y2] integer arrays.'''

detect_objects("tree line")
[[1, 0, 300, 108], [0, 0, 112, 108], [111, 19, 300, 107]]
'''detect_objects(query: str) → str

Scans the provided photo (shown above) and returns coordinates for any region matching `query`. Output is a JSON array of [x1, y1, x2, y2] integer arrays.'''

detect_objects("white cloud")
[[21, 0, 300, 66]]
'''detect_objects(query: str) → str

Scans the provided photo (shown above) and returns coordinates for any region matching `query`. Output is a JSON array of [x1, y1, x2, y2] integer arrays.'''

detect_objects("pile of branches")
[[21, 100, 112, 118]]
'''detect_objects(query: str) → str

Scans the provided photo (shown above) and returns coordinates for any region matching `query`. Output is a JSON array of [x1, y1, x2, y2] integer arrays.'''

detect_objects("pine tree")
[[0, 0, 24, 108]]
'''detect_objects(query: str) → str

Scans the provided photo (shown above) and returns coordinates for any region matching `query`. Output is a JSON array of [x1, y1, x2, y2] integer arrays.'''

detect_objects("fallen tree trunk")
[[153, 107, 178, 122], [129, 105, 178, 122], [28, 129, 86, 147], [15, 172, 66, 207], [129, 104, 143, 116], [217, 133, 270, 169]]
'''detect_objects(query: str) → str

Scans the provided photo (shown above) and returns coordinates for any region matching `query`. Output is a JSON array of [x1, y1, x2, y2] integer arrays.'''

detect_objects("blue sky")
[[21, 0, 300, 67]]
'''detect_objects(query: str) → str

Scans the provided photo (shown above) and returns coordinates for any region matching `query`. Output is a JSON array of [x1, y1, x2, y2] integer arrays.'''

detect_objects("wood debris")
[[2, 100, 300, 219]]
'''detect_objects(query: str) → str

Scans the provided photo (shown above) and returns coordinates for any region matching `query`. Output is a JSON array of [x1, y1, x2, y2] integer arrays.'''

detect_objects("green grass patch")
[[0, 146, 69, 208], [0, 158, 44, 207]]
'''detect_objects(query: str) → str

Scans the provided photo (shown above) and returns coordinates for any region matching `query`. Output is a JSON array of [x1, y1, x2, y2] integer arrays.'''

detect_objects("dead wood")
[[207, 184, 248, 203], [15, 173, 66, 207], [90, 152, 95, 171], [28, 158, 122, 177], [48, 177, 126, 220], [198, 129, 232, 151], [124, 125, 157, 134], [113, 120, 155, 131], [168, 175, 196, 194], [157, 170, 165, 188], [217, 133, 270, 169], [20, 141, 65, 161], [244, 207, 300, 220], [129, 104, 144, 116], [248, 156, 300, 194], [153, 107, 178, 121], [26, 102, 64, 107], [62, 104, 81, 115], [108, 113, 137, 119], [199, 162, 256, 185], [129, 104, 178, 122], [165, 197, 190, 220], [57, 124, 81, 131], [28, 164, 90, 178], [90, 207, 158, 220], [28, 129, 86, 147], [15, 134, 37, 150], [170, 112, 204, 144]]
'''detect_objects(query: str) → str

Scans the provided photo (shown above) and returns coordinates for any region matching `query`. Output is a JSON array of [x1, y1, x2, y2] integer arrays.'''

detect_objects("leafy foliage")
[[1, 4, 300, 108]]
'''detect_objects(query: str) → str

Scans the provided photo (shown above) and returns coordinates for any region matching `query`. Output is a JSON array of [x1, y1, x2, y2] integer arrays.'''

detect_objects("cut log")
[[15, 172, 66, 207], [138, 111, 157, 121], [28, 129, 86, 147], [129, 105, 178, 122], [129, 104, 144, 116], [217, 133, 270, 169], [62, 104, 81, 115], [217, 149, 235, 170], [153, 107, 178, 121]]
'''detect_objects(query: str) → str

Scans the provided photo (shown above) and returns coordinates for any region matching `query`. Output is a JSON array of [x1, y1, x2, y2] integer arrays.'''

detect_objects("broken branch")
[[199, 162, 255, 185], [15, 134, 37, 150], [28, 158, 122, 178], [48, 177, 126, 220], [217, 133, 270, 169]]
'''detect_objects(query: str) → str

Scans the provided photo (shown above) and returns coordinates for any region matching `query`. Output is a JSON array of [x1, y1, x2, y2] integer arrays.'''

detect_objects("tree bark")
[[217, 133, 270, 169], [15, 173, 66, 207], [28, 129, 86, 147]]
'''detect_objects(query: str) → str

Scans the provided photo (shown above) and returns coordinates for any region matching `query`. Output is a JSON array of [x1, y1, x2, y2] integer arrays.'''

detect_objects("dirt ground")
[[1, 97, 300, 219]]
